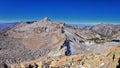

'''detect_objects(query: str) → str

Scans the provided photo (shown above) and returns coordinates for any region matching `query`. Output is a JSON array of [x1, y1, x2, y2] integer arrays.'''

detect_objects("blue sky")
[[0, 0, 120, 24]]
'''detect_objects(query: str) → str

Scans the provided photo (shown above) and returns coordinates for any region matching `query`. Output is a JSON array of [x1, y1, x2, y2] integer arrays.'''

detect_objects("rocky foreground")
[[0, 18, 120, 68]]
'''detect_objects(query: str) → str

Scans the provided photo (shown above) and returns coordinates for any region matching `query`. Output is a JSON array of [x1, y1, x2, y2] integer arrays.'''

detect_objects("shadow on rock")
[[116, 58, 120, 68]]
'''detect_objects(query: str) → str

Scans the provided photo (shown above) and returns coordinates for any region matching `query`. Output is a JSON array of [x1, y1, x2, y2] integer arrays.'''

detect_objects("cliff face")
[[0, 18, 120, 68]]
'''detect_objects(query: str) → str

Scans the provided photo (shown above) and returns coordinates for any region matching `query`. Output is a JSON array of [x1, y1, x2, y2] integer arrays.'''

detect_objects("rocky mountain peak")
[[42, 17, 51, 22]]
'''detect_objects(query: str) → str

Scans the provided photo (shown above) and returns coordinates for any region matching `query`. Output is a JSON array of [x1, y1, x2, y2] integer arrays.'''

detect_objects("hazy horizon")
[[0, 18, 120, 25]]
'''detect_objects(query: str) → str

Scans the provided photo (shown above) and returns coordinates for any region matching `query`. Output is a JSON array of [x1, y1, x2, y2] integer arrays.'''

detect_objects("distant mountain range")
[[1, 21, 120, 37], [84, 24, 120, 36], [0, 23, 16, 30]]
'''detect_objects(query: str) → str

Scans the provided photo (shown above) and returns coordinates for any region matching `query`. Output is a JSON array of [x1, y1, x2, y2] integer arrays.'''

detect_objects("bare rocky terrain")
[[84, 24, 120, 37], [0, 18, 120, 68]]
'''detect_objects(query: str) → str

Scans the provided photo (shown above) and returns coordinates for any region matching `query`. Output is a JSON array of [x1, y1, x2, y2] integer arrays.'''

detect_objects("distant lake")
[[111, 40, 120, 42]]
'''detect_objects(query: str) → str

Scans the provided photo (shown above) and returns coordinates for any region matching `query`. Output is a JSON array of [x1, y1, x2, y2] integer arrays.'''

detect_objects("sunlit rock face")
[[5, 17, 65, 49], [112, 32, 120, 40], [0, 18, 66, 66], [0, 18, 120, 68]]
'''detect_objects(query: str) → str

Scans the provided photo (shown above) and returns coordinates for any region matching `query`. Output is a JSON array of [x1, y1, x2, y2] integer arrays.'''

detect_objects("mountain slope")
[[0, 18, 120, 68], [84, 23, 120, 37]]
